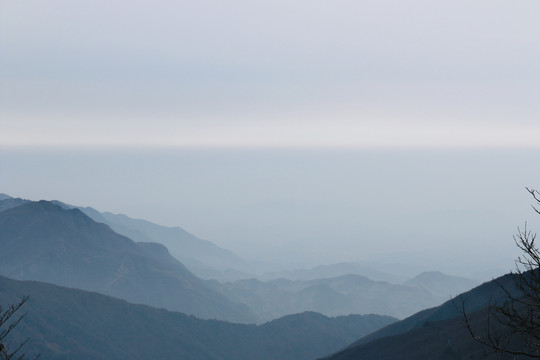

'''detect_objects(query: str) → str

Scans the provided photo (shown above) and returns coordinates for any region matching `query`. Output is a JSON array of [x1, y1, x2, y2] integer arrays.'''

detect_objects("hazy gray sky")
[[1, 0, 539, 147]]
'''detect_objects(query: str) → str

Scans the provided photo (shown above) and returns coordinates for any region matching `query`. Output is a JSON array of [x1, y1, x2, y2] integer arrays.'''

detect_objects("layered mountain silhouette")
[[0, 200, 255, 322], [404, 271, 478, 299], [0, 195, 252, 281], [0, 193, 528, 359], [261, 262, 404, 283], [0, 195, 479, 323], [210, 272, 477, 321], [76, 205, 251, 280], [321, 273, 522, 359], [0, 275, 396, 360]]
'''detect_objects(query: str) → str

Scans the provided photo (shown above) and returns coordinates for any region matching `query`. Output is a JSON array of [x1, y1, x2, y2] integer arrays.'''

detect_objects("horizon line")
[[2, 143, 540, 151]]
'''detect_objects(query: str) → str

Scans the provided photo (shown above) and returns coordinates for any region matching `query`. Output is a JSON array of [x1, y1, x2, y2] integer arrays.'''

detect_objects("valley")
[[0, 194, 514, 359]]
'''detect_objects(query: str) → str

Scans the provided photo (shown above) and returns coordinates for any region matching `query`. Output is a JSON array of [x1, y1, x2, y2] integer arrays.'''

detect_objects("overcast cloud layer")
[[1, 0, 539, 147]]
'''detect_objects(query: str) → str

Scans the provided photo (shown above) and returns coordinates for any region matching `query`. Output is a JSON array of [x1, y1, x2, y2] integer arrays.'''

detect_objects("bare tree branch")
[[0, 297, 40, 360], [458, 187, 540, 358]]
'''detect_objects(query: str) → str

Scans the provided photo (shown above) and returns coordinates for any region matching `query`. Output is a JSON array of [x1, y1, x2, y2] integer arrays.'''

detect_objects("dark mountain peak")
[[50, 199, 75, 210], [9, 199, 77, 216], [0, 199, 256, 322], [0, 200, 134, 251], [4, 200, 103, 230], [0, 196, 30, 213], [262, 311, 333, 330], [277, 311, 328, 322], [0, 193, 12, 200]]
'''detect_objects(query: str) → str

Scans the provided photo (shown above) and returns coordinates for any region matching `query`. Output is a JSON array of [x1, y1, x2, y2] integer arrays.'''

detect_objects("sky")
[[1, 1, 540, 279], [1, 0, 540, 147]]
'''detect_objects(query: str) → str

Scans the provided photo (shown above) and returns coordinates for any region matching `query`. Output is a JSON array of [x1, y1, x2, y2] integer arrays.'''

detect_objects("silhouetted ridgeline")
[[321, 273, 523, 360], [210, 272, 477, 321], [76, 205, 250, 278], [0, 200, 254, 322], [0, 275, 396, 360]]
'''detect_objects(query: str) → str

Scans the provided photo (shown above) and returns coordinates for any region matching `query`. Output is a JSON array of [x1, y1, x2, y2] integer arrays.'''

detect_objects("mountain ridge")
[[0, 200, 255, 322], [211, 272, 477, 321], [321, 272, 522, 359], [0, 195, 250, 282], [0, 274, 396, 360]]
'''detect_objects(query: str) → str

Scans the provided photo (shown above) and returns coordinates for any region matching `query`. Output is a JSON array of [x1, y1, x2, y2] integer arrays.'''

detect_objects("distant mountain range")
[[0, 194, 479, 324], [321, 273, 521, 359], [261, 262, 404, 283], [76, 205, 252, 280], [404, 270, 478, 299], [210, 272, 477, 321], [0, 193, 526, 359], [0, 199, 254, 322], [0, 194, 252, 282], [0, 275, 396, 360]]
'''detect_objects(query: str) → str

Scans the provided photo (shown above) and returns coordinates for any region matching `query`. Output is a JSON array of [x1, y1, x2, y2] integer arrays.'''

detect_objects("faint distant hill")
[[321, 273, 522, 360], [404, 271, 478, 299], [78, 206, 250, 276], [0, 200, 255, 322], [261, 262, 404, 283], [210, 272, 477, 321], [0, 275, 396, 360]]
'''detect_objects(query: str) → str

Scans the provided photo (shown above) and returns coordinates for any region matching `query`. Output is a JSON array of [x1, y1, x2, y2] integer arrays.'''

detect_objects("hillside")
[[0, 195, 253, 282], [0, 195, 29, 212], [261, 262, 403, 283], [321, 307, 495, 360], [211, 273, 475, 321], [0, 275, 396, 360], [77, 206, 250, 278], [0, 200, 254, 322], [404, 271, 478, 298], [322, 273, 522, 360]]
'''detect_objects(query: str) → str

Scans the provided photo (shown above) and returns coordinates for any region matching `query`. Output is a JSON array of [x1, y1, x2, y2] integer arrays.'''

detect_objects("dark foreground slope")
[[322, 273, 522, 360], [321, 307, 499, 360], [0, 201, 254, 322], [0, 276, 396, 360]]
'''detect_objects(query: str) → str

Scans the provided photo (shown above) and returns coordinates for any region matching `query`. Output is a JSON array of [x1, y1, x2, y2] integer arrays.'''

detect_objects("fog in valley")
[[2, 147, 539, 280]]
